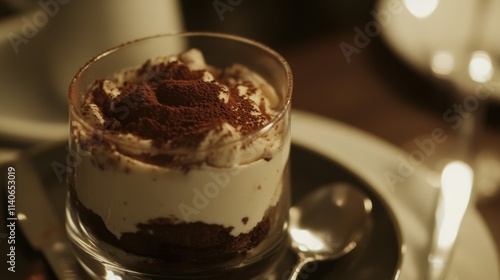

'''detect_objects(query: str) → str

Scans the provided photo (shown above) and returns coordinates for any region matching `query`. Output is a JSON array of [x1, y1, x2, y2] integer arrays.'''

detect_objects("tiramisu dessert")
[[67, 47, 291, 273]]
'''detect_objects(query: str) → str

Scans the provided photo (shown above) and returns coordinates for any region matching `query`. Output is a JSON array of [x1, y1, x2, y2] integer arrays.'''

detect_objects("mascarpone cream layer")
[[73, 48, 289, 239]]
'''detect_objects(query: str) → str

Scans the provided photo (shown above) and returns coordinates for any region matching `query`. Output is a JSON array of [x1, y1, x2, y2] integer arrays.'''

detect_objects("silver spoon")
[[287, 183, 373, 280]]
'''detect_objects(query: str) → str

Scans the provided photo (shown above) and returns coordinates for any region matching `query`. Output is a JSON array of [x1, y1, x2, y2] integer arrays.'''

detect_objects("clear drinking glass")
[[66, 32, 293, 279]]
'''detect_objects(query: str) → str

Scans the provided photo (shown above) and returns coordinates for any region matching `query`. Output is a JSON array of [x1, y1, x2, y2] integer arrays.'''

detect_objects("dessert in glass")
[[66, 32, 293, 279]]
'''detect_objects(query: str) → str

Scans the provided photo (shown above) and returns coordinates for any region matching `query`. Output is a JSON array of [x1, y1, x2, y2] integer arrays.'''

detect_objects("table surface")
[[282, 30, 500, 267]]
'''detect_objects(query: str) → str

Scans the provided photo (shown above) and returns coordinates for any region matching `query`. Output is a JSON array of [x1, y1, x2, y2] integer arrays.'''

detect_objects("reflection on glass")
[[363, 198, 373, 214], [289, 228, 326, 252], [437, 160, 473, 247], [431, 51, 455, 75], [428, 161, 474, 279], [17, 213, 27, 221], [105, 270, 122, 280], [468, 51, 494, 83], [404, 0, 439, 18]]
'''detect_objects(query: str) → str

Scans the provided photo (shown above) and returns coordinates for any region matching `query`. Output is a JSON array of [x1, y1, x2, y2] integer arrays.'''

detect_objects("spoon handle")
[[288, 257, 315, 280]]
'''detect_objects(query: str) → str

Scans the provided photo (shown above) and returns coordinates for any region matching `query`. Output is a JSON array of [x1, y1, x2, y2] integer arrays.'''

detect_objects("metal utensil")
[[13, 154, 82, 279], [287, 183, 373, 280]]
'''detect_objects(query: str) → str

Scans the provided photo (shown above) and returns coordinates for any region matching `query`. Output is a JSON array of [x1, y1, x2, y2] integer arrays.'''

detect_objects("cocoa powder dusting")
[[89, 60, 271, 149]]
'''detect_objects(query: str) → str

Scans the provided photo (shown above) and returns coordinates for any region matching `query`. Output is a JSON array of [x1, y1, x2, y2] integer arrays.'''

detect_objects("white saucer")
[[291, 110, 499, 280]]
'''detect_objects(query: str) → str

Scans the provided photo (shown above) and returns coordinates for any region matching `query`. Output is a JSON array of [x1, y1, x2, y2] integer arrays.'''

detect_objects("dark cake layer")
[[72, 191, 274, 263]]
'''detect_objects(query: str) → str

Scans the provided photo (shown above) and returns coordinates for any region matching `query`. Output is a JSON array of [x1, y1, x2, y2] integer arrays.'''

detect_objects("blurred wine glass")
[[423, 0, 500, 202], [403, 1, 500, 278]]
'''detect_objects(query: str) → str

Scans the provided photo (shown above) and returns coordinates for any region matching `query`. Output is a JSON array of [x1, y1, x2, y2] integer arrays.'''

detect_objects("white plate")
[[377, 0, 500, 96], [291, 110, 499, 280]]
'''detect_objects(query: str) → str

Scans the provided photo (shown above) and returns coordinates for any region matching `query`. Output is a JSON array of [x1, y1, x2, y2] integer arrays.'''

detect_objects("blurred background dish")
[[0, 0, 183, 143], [0, 13, 66, 143], [377, 0, 500, 202], [377, 0, 500, 96]]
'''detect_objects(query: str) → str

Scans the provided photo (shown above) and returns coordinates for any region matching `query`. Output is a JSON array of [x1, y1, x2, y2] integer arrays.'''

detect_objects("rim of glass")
[[68, 32, 293, 153]]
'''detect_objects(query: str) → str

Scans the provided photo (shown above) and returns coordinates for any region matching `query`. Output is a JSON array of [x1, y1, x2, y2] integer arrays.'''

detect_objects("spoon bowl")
[[287, 183, 373, 280]]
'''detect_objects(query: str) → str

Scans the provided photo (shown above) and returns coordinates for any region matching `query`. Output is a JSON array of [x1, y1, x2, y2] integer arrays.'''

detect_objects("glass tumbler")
[[65, 32, 293, 279]]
